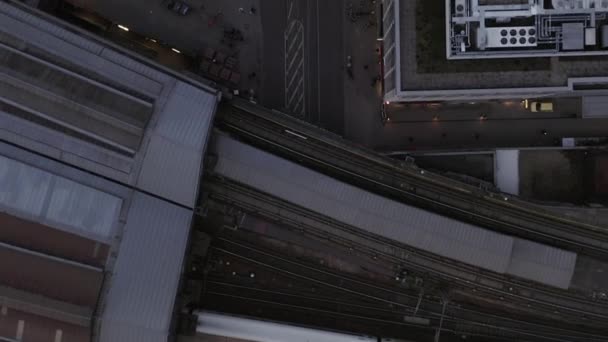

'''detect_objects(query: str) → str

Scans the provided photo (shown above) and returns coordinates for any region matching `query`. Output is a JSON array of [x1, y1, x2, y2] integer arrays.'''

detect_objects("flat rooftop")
[[447, 0, 608, 60], [382, 0, 608, 101], [401, 0, 608, 91]]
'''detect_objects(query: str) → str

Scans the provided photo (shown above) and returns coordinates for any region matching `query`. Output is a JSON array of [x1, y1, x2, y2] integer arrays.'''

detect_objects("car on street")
[[531, 101, 553, 112], [166, 0, 190, 15], [524, 99, 553, 112]]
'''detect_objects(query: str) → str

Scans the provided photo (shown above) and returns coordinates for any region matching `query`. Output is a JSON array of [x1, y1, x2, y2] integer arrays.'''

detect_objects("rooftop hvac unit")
[[552, 0, 608, 10], [455, 0, 467, 16], [484, 26, 538, 48]]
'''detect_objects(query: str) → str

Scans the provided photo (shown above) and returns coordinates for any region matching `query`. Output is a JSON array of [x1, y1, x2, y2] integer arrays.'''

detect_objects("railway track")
[[202, 176, 608, 324], [204, 235, 608, 342], [214, 100, 608, 259]]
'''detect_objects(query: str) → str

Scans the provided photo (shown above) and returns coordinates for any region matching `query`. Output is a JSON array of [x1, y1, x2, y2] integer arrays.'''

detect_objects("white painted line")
[[292, 94, 306, 115], [286, 20, 297, 35], [286, 46, 301, 72], [16, 320, 24, 340], [286, 31, 301, 54], [384, 66, 396, 78], [384, 21, 395, 40], [315, 0, 321, 124], [291, 93, 304, 111], [284, 20, 305, 116], [284, 23, 288, 109], [288, 0, 294, 20], [284, 130, 308, 140], [54, 329, 63, 342], [287, 78, 304, 105], [286, 61, 304, 89]]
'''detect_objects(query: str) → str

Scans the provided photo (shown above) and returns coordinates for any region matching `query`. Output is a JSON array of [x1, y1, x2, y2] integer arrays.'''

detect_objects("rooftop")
[[447, 0, 608, 59], [382, 0, 608, 100], [0, 1, 221, 341]]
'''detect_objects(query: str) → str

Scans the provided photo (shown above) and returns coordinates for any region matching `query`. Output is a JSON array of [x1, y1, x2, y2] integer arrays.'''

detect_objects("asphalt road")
[[259, 0, 286, 110], [260, 0, 345, 134], [368, 97, 608, 151], [376, 116, 608, 152]]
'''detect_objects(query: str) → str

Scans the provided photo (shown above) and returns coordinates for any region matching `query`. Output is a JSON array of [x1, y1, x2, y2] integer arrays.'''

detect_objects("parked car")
[[523, 99, 553, 112], [166, 0, 190, 15], [530, 101, 553, 112]]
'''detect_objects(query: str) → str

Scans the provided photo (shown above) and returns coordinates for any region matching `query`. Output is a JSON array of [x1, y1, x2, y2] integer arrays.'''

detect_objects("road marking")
[[287, 0, 294, 20], [284, 18, 306, 118], [287, 78, 304, 104], [315, 0, 321, 125], [284, 129, 308, 140], [291, 93, 305, 115], [287, 59, 304, 89]]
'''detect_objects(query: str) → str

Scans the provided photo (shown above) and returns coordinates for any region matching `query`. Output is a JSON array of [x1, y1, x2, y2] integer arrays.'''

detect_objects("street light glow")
[[117, 24, 129, 32], [171, 48, 181, 54]]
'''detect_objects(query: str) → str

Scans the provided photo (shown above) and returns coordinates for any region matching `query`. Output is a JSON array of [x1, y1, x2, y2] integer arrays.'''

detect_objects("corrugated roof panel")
[[213, 135, 514, 274], [46, 177, 122, 239], [0, 153, 123, 241], [507, 238, 577, 289], [99, 192, 191, 342], [99, 320, 167, 342], [0, 2, 104, 54], [136, 134, 202, 208], [155, 81, 217, 149], [0, 154, 51, 216], [213, 135, 577, 288], [0, 13, 163, 97], [0, 13, 96, 68], [1, 2, 164, 97], [101, 49, 171, 84]]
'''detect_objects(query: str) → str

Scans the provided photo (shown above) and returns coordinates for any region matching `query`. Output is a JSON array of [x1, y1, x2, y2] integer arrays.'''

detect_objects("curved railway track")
[[215, 100, 608, 259], [205, 236, 608, 342], [203, 177, 608, 323]]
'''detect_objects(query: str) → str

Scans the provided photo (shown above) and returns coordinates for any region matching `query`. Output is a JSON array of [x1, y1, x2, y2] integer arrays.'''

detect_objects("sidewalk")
[[69, 0, 264, 96], [342, 0, 384, 146], [195, 0, 263, 96]]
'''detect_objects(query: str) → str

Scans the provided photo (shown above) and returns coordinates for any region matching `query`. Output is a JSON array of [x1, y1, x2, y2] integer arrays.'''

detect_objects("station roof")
[[0, 0, 220, 208], [0, 1, 220, 341], [211, 133, 577, 289]]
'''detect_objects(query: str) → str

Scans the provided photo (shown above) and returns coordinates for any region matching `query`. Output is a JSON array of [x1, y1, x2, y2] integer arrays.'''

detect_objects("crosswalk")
[[284, 4, 306, 119]]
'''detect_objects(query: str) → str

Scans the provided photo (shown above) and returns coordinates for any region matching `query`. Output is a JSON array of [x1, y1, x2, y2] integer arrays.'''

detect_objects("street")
[[260, 0, 345, 133], [59, 0, 608, 152], [371, 98, 608, 151]]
